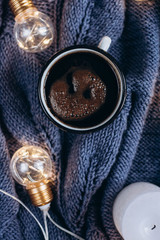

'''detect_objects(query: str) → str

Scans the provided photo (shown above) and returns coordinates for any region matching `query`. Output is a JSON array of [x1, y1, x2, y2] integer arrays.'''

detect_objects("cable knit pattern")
[[0, 0, 159, 239]]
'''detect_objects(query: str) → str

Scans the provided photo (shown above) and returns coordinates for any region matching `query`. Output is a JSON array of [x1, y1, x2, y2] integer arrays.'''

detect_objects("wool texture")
[[0, 0, 160, 239]]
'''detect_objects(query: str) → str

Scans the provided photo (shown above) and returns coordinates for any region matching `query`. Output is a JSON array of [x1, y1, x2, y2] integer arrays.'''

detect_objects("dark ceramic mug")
[[39, 37, 126, 133]]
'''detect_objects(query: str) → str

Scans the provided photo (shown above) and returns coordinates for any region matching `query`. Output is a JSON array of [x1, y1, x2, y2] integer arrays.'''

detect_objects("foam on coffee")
[[49, 67, 106, 121]]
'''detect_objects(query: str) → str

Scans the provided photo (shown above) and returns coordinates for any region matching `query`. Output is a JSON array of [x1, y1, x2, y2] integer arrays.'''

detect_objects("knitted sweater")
[[0, 0, 159, 239]]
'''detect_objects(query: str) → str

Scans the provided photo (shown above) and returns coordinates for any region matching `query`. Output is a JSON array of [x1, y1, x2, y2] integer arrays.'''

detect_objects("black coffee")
[[45, 51, 119, 128]]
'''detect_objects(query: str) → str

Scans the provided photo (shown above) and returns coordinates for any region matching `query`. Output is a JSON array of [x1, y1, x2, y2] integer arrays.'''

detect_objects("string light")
[[10, 145, 54, 208], [9, 0, 54, 52], [8, 145, 84, 239]]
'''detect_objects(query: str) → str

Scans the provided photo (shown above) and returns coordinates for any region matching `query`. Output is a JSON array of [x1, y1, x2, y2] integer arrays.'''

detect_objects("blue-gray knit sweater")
[[0, 0, 160, 239]]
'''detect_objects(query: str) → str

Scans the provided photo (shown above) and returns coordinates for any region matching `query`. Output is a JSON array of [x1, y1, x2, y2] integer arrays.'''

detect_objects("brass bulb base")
[[27, 182, 53, 207], [9, 0, 36, 17]]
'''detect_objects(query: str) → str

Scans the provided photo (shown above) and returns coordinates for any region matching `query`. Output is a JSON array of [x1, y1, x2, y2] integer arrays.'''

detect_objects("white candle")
[[113, 182, 160, 240]]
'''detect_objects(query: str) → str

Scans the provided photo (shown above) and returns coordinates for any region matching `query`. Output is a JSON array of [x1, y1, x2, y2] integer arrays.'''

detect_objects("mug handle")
[[98, 36, 111, 52]]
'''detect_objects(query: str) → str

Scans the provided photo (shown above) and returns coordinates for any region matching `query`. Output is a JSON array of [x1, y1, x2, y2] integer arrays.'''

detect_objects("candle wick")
[[151, 225, 156, 230]]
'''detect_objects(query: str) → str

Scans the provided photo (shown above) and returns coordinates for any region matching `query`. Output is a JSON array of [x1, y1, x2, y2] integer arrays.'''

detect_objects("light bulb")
[[10, 145, 54, 207], [9, 0, 54, 52]]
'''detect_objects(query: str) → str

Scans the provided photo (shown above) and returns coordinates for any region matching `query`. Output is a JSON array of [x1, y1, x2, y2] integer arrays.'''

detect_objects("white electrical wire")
[[43, 211, 49, 240], [47, 212, 85, 240], [0, 189, 47, 240], [0, 189, 85, 240]]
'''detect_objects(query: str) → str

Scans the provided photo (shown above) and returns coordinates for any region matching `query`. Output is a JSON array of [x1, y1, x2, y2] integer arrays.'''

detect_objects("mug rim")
[[38, 45, 126, 133]]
